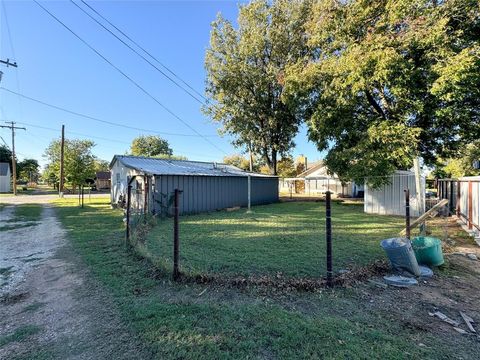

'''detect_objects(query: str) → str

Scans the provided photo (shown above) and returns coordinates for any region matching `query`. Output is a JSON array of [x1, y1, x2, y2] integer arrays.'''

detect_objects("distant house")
[[0, 162, 11, 193], [95, 171, 111, 190], [110, 155, 278, 215], [279, 161, 363, 197]]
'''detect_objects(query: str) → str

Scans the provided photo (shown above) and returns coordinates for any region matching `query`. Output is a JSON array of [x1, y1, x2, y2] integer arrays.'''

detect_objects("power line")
[[0, 135, 10, 149], [0, 87, 217, 138], [1, 0, 25, 124], [32, 0, 226, 155], [70, 0, 204, 104], [1, 1, 16, 59], [11, 121, 221, 160], [78, 0, 207, 103]]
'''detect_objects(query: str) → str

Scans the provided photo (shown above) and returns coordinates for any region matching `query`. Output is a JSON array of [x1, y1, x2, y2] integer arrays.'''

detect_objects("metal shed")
[[110, 155, 278, 215], [0, 162, 11, 193], [364, 170, 425, 217]]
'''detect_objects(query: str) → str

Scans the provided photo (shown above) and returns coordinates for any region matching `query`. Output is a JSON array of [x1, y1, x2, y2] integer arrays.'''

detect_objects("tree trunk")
[[271, 150, 277, 175]]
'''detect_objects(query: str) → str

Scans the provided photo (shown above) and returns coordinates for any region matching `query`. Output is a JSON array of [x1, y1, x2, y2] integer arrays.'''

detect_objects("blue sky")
[[0, 0, 322, 168]]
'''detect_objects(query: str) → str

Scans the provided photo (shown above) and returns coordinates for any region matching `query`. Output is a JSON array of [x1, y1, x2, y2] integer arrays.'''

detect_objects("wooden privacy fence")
[[438, 177, 480, 233]]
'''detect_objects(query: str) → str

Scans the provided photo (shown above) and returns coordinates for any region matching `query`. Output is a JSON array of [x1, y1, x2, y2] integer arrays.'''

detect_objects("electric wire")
[[32, 0, 226, 154], [0, 87, 217, 138], [78, 0, 207, 103]]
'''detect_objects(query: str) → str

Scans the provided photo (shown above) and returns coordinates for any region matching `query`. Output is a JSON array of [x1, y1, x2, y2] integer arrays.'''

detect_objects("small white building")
[[279, 161, 364, 197], [0, 162, 11, 193], [364, 170, 425, 217]]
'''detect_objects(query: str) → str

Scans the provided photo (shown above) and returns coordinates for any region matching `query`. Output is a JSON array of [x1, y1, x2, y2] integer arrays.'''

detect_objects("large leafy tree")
[[0, 145, 12, 165], [17, 159, 40, 182], [204, 0, 311, 175], [285, 0, 480, 187], [130, 135, 172, 157], [93, 158, 110, 172], [43, 139, 96, 190], [434, 141, 480, 178], [223, 154, 251, 171]]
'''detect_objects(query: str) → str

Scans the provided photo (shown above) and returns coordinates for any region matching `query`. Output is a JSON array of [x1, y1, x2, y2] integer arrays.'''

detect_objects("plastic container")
[[412, 236, 444, 266], [381, 238, 421, 276]]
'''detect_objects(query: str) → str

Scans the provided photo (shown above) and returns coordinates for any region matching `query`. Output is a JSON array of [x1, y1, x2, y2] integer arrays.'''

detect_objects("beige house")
[[279, 161, 364, 198]]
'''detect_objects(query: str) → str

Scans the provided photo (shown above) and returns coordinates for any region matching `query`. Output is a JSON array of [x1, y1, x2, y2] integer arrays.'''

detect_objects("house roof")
[[297, 161, 325, 178], [96, 171, 110, 180], [0, 162, 10, 176], [111, 155, 276, 178]]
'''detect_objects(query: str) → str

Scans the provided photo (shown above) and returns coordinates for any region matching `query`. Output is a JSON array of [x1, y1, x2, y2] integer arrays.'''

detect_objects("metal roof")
[[95, 171, 110, 180], [111, 155, 277, 178], [0, 162, 10, 176]]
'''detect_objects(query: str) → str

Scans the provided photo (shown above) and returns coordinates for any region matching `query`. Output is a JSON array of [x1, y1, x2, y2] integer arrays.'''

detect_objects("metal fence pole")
[[126, 184, 132, 248], [405, 189, 411, 240], [326, 191, 333, 287], [468, 181, 473, 230], [173, 189, 180, 280], [456, 180, 461, 216], [449, 180, 454, 214], [247, 175, 251, 212], [81, 185, 84, 208]]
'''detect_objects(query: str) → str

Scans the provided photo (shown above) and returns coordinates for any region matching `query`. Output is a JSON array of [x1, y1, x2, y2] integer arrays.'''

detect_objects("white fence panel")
[[364, 172, 425, 217]]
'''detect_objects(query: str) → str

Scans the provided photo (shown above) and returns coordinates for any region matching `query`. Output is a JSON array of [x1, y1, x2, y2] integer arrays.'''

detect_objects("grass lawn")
[[48, 197, 473, 359], [13, 204, 43, 222], [142, 202, 405, 278], [0, 204, 43, 232]]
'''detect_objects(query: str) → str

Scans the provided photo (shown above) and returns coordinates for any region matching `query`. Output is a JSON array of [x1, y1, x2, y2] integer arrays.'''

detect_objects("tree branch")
[[365, 89, 387, 120]]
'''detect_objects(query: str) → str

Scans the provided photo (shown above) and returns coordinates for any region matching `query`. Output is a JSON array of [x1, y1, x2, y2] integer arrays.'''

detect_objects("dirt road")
[[0, 193, 108, 205], [0, 206, 149, 359]]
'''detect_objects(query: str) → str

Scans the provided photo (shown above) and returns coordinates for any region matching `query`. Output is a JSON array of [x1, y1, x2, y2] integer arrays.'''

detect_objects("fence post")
[[81, 185, 84, 208], [405, 189, 410, 240], [247, 175, 251, 212], [450, 180, 455, 214], [456, 180, 461, 216], [173, 189, 180, 280], [468, 181, 473, 230], [325, 191, 333, 287], [125, 184, 132, 248]]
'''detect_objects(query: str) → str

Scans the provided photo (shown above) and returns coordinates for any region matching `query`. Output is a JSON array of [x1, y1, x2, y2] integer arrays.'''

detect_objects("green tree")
[[93, 158, 110, 173], [277, 156, 296, 178], [204, 0, 312, 175], [285, 0, 480, 187], [223, 154, 250, 171], [130, 135, 173, 157], [435, 141, 480, 178], [43, 139, 96, 191], [17, 159, 39, 182], [0, 145, 12, 166]]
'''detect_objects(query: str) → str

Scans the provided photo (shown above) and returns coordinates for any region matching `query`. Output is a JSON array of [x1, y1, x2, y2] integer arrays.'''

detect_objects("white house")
[[279, 161, 364, 197], [0, 162, 11, 193]]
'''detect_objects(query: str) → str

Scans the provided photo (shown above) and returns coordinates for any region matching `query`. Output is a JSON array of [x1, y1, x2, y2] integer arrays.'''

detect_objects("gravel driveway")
[[0, 205, 149, 359]]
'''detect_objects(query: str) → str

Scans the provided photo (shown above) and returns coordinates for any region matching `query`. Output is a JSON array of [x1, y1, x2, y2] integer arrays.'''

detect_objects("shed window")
[[116, 173, 120, 184]]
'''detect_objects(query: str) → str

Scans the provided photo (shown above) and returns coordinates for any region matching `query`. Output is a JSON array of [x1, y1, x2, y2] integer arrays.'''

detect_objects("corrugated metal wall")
[[364, 173, 425, 217], [153, 175, 278, 215], [0, 176, 10, 193]]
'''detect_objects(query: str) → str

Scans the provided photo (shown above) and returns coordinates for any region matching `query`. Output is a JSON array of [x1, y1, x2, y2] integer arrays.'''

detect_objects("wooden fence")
[[438, 177, 480, 233]]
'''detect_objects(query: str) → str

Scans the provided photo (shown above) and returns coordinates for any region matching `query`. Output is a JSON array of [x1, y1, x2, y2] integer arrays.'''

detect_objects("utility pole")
[[0, 122, 26, 195], [59, 125, 65, 196], [0, 58, 17, 68]]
